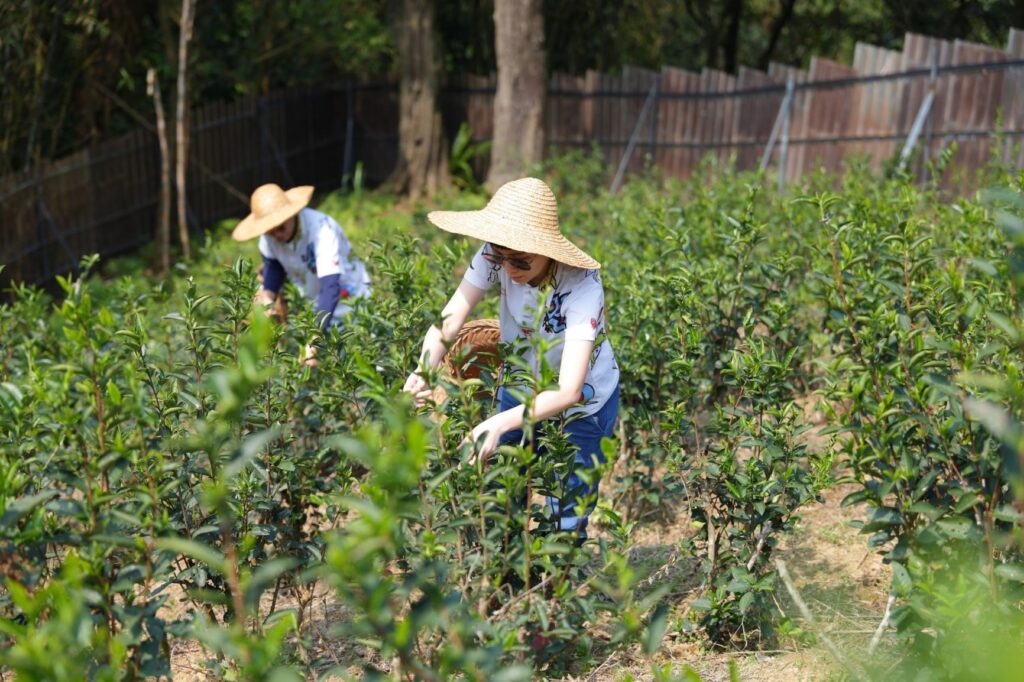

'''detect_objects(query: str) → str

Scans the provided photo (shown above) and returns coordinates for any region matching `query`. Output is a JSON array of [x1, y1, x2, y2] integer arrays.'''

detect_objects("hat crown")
[[487, 177, 559, 234], [424, 176, 600, 269], [251, 184, 291, 219]]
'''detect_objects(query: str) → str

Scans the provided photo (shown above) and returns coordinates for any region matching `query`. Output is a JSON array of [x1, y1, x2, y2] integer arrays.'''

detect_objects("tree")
[[387, 0, 448, 199], [486, 0, 546, 192], [146, 68, 171, 274], [758, 0, 798, 70], [175, 0, 196, 261]]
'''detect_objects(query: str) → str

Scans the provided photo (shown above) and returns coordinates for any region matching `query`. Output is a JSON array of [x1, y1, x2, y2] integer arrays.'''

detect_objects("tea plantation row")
[[1, 156, 1022, 680]]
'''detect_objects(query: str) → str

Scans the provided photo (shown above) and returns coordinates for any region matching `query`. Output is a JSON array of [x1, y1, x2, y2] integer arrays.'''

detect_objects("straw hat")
[[231, 183, 314, 241], [427, 177, 600, 269]]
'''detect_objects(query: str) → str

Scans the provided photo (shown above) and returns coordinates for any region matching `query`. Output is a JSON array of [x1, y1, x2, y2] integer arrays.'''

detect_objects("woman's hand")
[[402, 371, 433, 406], [465, 409, 520, 465], [254, 288, 276, 306]]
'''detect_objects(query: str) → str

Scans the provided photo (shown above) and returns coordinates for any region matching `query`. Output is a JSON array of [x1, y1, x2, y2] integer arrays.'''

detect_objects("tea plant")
[[807, 179, 1024, 653], [2, 160, 1023, 679]]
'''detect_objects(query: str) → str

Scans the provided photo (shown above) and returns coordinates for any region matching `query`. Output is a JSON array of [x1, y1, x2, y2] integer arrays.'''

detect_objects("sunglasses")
[[269, 218, 294, 237], [483, 248, 533, 271]]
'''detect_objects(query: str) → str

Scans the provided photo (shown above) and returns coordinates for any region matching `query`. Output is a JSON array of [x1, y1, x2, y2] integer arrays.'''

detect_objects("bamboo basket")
[[431, 318, 502, 405]]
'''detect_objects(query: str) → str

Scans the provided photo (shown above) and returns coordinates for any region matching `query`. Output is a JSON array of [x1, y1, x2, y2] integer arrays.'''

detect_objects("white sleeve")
[[313, 217, 343, 278], [564, 270, 605, 342], [461, 244, 500, 291], [326, 214, 352, 260], [258, 235, 273, 259]]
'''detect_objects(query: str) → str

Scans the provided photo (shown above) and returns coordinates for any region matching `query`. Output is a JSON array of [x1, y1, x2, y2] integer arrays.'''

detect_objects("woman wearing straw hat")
[[232, 183, 370, 366], [403, 177, 620, 539]]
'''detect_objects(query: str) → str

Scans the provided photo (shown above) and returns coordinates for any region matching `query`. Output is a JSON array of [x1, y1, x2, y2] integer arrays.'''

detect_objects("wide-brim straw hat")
[[231, 183, 314, 241], [427, 177, 600, 269]]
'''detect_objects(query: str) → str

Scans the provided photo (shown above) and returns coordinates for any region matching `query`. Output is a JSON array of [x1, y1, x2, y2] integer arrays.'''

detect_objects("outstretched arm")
[[469, 338, 594, 460], [403, 280, 486, 402], [256, 256, 285, 304]]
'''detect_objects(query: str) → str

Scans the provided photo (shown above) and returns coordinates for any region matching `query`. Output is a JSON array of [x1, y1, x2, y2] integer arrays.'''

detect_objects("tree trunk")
[[147, 68, 172, 274], [175, 0, 195, 261], [758, 0, 797, 70], [388, 0, 448, 200], [487, 0, 546, 192], [723, 0, 744, 74]]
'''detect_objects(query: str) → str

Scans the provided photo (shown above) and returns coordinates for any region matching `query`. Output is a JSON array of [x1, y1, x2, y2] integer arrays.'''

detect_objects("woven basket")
[[431, 318, 502, 405]]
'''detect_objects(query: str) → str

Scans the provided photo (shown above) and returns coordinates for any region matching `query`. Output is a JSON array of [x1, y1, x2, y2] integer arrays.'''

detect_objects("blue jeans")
[[496, 384, 620, 538]]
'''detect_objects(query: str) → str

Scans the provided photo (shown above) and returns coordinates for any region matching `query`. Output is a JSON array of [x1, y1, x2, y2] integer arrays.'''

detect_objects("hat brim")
[[232, 186, 314, 241], [427, 208, 600, 270]]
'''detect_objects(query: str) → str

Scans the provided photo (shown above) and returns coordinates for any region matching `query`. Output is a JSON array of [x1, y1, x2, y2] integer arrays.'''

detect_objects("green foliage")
[[449, 123, 491, 193], [1, 0, 392, 172], [867, 553, 1024, 681], [2, 164, 1023, 677], [804, 173, 1024, 660], [444, 1, 1020, 76]]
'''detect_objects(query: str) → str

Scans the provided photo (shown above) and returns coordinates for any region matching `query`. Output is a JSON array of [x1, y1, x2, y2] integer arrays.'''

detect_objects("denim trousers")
[[496, 384, 620, 538]]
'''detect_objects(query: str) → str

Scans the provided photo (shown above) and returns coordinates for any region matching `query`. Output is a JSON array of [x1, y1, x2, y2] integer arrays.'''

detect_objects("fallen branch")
[[584, 651, 619, 682], [868, 592, 896, 654], [639, 546, 684, 589], [487, 575, 553, 622], [775, 559, 864, 680]]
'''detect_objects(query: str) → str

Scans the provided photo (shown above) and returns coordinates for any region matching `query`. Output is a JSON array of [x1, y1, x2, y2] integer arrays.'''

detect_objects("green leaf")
[[738, 591, 755, 614], [491, 666, 533, 682], [863, 506, 903, 531], [891, 562, 912, 597], [994, 505, 1024, 524], [155, 537, 227, 574], [964, 398, 1021, 448], [643, 603, 669, 654], [244, 557, 299, 609], [224, 427, 281, 480], [689, 597, 712, 612], [934, 517, 975, 540], [726, 578, 750, 593], [840, 489, 868, 507], [995, 563, 1024, 583], [987, 312, 1021, 341], [0, 382, 24, 411], [1, 491, 58, 527], [953, 492, 980, 515], [105, 380, 122, 406]]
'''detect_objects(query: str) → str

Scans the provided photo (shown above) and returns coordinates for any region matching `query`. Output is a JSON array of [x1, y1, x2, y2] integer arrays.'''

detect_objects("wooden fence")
[[0, 87, 399, 289], [2, 29, 1023, 289], [449, 29, 1024, 188]]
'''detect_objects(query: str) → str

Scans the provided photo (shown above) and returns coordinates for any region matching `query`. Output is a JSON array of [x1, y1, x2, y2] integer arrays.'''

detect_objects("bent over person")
[[232, 183, 370, 365], [403, 177, 620, 540]]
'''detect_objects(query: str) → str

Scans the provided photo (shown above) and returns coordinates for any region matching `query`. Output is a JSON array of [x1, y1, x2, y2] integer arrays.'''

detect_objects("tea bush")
[[1, 159, 1022, 679]]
